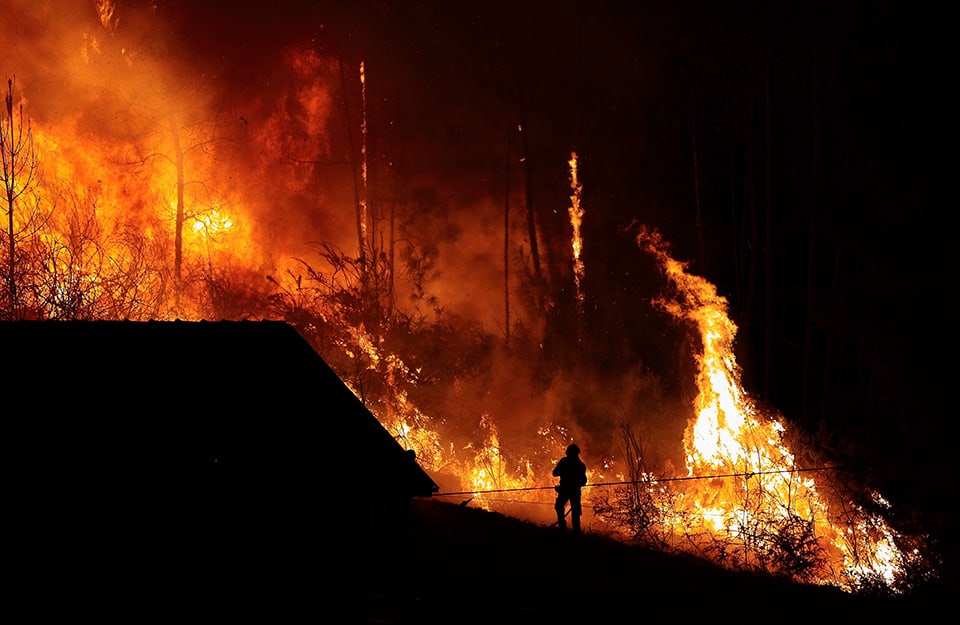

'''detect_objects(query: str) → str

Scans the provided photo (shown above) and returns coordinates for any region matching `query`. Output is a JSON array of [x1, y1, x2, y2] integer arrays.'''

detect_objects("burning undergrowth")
[[267, 218, 937, 594]]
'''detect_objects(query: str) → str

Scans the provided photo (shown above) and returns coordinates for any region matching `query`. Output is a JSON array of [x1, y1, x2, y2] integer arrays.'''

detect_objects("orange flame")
[[568, 151, 584, 307], [635, 224, 923, 591]]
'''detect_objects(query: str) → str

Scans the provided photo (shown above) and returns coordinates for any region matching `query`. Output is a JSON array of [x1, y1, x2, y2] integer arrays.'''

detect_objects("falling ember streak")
[[568, 152, 584, 309], [633, 224, 922, 592]]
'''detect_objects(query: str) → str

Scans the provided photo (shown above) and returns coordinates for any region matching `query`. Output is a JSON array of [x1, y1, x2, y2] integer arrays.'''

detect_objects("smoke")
[[1, 1, 602, 325], [2, 0, 694, 476]]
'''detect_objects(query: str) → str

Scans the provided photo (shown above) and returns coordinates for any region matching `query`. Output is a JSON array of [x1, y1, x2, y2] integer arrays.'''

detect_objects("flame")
[[568, 151, 584, 308], [95, 1, 118, 31], [30, 121, 261, 317], [358, 59, 369, 258], [632, 224, 923, 592], [188, 201, 233, 234], [338, 319, 567, 517]]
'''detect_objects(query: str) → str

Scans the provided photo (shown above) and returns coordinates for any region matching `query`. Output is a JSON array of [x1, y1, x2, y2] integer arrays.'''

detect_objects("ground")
[[362, 498, 950, 624], [7, 492, 951, 622]]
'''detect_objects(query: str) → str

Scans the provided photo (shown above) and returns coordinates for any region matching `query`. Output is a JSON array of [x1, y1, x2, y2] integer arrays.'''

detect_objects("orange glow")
[[631, 225, 923, 592], [359, 59, 369, 259], [568, 151, 584, 307]]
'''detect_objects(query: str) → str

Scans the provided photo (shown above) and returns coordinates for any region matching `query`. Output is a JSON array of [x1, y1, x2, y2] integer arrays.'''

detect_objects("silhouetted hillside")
[[365, 498, 951, 624]]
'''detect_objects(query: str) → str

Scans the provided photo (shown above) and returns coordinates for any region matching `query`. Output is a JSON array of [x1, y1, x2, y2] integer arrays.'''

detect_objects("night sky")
[[2, 0, 956, 581]]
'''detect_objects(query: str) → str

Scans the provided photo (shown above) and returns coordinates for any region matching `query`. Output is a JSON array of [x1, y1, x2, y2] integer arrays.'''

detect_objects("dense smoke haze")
[[2, 0, 955, 590]]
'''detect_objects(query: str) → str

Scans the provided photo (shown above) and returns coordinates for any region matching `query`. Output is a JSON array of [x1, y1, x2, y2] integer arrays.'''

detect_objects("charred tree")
[[691, 99, 707, 271], [503, 121, 512, 349], [1, 77, 41, 320], [339, 57, 370, 279], [161, 110, 232, 318], [518, 108, 543, 309], [801, 53, 820, 426], [762, 17, 774, 402], [738, 66, 760, 336]]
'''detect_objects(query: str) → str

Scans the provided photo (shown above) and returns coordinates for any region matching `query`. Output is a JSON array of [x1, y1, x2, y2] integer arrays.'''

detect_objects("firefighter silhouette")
[[552, 444, 587, 533]]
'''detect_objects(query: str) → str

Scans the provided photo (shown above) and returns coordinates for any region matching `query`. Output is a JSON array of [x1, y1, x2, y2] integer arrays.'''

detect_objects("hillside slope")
[[365, 498, 949, 624]]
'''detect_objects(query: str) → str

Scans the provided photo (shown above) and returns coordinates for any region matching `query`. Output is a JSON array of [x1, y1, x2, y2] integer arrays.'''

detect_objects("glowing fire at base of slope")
[[633, 225, 925, 592], [339, 323, 535, 489], [334, 232, 928, 594]]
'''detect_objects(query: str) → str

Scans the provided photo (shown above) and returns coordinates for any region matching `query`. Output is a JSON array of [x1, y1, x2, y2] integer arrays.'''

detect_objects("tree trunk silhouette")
[[519, 108, 542, 295], [762, 22, 774, 401], [358, 59, 370, 283], [340, 58, 366, 272], [388, 188, 396, 316], [801, 53, 819, 425], [169, 114, 185, 313], [691, 100, 706, 271], [742, 69, 759, 336], [820, 245, 840, 421], [2, 79, 17, 318], [503, 121, 512, 348], [1, 77, 41, 320], [734, 60, 761, 389]]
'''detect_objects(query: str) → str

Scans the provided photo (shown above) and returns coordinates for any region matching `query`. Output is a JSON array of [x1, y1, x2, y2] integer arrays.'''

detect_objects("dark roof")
[[1, 319, 439, 498], [4, 320, 445, 613]]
